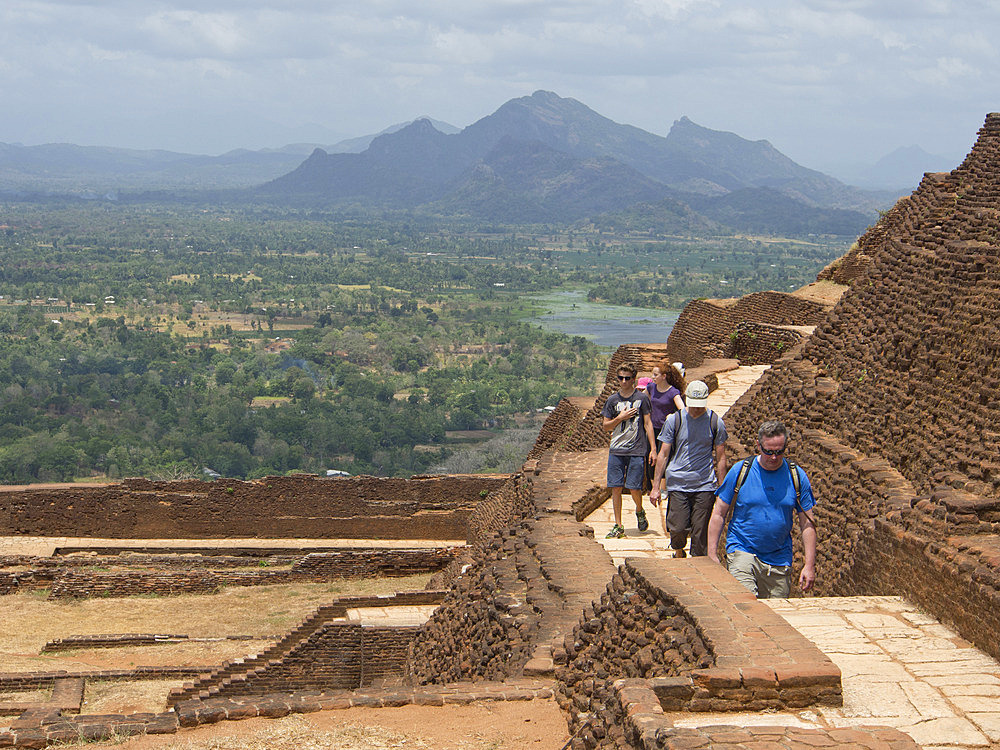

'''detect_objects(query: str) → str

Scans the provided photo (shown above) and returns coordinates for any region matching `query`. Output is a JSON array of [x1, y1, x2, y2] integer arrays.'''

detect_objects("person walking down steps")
[[649, 380, 728, 557], [602, 363, 657, 539]]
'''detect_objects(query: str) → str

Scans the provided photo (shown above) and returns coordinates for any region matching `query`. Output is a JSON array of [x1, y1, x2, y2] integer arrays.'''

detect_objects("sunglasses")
[[617, 375, 634, 381], [759, 444, 786, 456]]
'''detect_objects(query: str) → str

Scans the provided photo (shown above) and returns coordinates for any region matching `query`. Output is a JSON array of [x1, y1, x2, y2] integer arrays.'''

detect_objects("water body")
[[527, 290, 680, 351]]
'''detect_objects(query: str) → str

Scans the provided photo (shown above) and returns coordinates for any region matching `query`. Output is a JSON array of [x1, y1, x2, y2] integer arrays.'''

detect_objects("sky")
[[2, 0, 999, 176]]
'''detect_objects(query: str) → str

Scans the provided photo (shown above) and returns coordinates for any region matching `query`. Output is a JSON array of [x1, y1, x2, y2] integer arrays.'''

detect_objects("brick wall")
[[555, 559, 841, 750], [0, 475, 506, 540], [725, 321, 804, 366], [666, 292, 829, 369], [207, 624, 418, 696], [723, 112, 1000, 662], [407, 526, 539, 683], [40, 548, 460, 599], [166, 590, 445, 706]]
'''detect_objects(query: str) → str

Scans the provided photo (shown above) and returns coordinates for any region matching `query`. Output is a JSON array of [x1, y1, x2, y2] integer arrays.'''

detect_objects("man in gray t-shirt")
[[601, 363, 657, 539], [649, 380, 728, 557]]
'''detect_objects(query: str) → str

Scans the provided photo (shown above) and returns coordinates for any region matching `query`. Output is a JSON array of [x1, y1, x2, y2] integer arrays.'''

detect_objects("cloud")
[[140, 11, 247, 58], [0, 0, 997, 163], [911, 56, 980, 86]]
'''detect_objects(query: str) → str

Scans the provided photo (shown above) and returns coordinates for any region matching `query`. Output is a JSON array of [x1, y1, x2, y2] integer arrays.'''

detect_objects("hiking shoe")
[[672, 548, 687, 559], [605, 524, 626, 539], [636, 509, 649, 532]]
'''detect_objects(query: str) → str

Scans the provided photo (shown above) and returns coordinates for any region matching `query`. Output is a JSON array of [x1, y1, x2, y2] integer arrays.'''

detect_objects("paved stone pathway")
[[669, 596, 1000, 749], [766, 596, 1000, 748], [345, 605, 441, 627], [707, 363, 770, 414]]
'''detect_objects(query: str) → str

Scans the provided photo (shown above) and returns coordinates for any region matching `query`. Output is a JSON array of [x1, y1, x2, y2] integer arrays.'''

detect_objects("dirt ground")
[[790, 279, 847, 306], [89, 701, 571, 749], [0, 578, 432, 673], [0, 577, 435, 715]]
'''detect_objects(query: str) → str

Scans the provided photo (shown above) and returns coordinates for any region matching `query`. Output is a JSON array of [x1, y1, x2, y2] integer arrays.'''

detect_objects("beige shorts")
[[726, 548, 791, 599]]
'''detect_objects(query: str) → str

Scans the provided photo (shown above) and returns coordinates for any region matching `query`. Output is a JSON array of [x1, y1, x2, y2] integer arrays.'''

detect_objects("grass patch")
[[0, 686, 52, 703], [82, 679, 180, 716]]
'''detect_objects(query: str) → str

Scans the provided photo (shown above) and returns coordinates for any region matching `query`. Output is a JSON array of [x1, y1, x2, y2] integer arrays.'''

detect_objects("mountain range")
[[257, 91, 894, 233], [2, 91, 911, 234]]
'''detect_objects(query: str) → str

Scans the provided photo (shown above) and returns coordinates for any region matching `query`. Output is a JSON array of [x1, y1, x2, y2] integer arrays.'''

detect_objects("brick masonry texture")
[[726, 321, 803, 366], [32, 547, 460, 599], [0, 474, 505, 540], [666, 292, 830, 369], [165, 590, 445, 707], [555, 559, 842, 750]]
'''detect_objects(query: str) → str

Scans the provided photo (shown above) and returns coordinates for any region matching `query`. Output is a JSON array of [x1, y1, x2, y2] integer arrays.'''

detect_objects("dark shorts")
[[607, 454, 646, 490], [665, 490, 717, 556]]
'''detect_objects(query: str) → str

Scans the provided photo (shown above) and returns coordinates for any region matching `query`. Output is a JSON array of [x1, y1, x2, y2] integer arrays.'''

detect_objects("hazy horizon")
[[2, 1, 997, 176]]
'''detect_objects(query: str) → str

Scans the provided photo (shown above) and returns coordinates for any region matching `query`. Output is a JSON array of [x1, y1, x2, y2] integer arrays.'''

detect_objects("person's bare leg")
[[611, 487, 623, 526], [629, 488, 643, 513]]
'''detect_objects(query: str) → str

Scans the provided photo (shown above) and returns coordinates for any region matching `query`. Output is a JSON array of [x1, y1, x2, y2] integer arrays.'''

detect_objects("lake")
[[527, 290, 680, 351]]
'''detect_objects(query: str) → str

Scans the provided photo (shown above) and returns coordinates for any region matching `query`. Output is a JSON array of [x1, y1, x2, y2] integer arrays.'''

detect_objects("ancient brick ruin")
[[5, 114, 1000, 748]]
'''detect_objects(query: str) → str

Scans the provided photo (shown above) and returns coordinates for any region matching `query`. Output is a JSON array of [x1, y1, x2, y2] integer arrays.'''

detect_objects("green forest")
[[0, 202, 851, 482]]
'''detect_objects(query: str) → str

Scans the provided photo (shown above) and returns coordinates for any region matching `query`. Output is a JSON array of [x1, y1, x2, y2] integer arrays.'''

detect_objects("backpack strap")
[[724, 458, 754, 522], [668, 410, 683, 466], [788, 461, 802, 513], [731, 458, 802, 512], [733, 458, 753, 503]]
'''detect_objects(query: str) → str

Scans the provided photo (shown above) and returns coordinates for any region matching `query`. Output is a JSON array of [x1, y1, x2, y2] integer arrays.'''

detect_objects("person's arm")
[[602, 403, 637, 431], [706, 498, 730, 563], [648, 441, 671, 505], [714, 443, 728, 489], [672, 394, 684, 412], [643, 411, 656, 465], [797, 509, 817, 591]]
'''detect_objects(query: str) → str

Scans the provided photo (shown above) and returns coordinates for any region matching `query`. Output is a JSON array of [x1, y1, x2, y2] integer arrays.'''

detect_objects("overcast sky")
[[2, 0, 998, 175]]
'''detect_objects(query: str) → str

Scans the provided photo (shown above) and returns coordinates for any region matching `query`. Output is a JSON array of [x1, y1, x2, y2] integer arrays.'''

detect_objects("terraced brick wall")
[[724, 112, 1000, 661], [666, 292, 829, 368], [0, 474, 506, 540]]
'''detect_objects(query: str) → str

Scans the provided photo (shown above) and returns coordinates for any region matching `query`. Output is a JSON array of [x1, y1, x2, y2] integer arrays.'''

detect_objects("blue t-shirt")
[[716, 458, 815, 567]]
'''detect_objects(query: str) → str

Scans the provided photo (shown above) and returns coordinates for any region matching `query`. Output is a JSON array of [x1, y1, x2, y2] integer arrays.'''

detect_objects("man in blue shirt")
[[707, 420, 817, 598]]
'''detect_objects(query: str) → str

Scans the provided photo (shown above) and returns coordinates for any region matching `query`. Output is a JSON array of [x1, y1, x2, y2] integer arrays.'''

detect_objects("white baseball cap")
[[685, 380, 709, 407]]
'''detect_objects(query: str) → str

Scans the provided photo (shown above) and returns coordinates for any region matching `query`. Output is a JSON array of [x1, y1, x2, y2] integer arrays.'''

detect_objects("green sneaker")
[[636, 509, 648, 532], [605, 524, 626, 539]]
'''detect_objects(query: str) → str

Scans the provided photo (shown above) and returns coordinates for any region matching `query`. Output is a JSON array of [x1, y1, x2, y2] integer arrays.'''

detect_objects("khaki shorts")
[[726, 549, 791, 599]]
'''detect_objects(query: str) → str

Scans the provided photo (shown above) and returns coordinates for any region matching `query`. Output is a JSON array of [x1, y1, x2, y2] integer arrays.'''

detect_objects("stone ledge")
[[0, 667, 212, 692], [0, 680, 557, 747], [627, 557, 842, 712], [614, 680, 919, 749]]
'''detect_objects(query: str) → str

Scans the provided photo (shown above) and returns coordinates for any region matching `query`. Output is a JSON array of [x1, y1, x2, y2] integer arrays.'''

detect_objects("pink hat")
[[636, 377, 653, 390]]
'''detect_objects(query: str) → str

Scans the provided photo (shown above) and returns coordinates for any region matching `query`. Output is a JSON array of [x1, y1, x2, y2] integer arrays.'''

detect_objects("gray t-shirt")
[[602, 390, 651, 457], [658, 409, 727, 492]]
